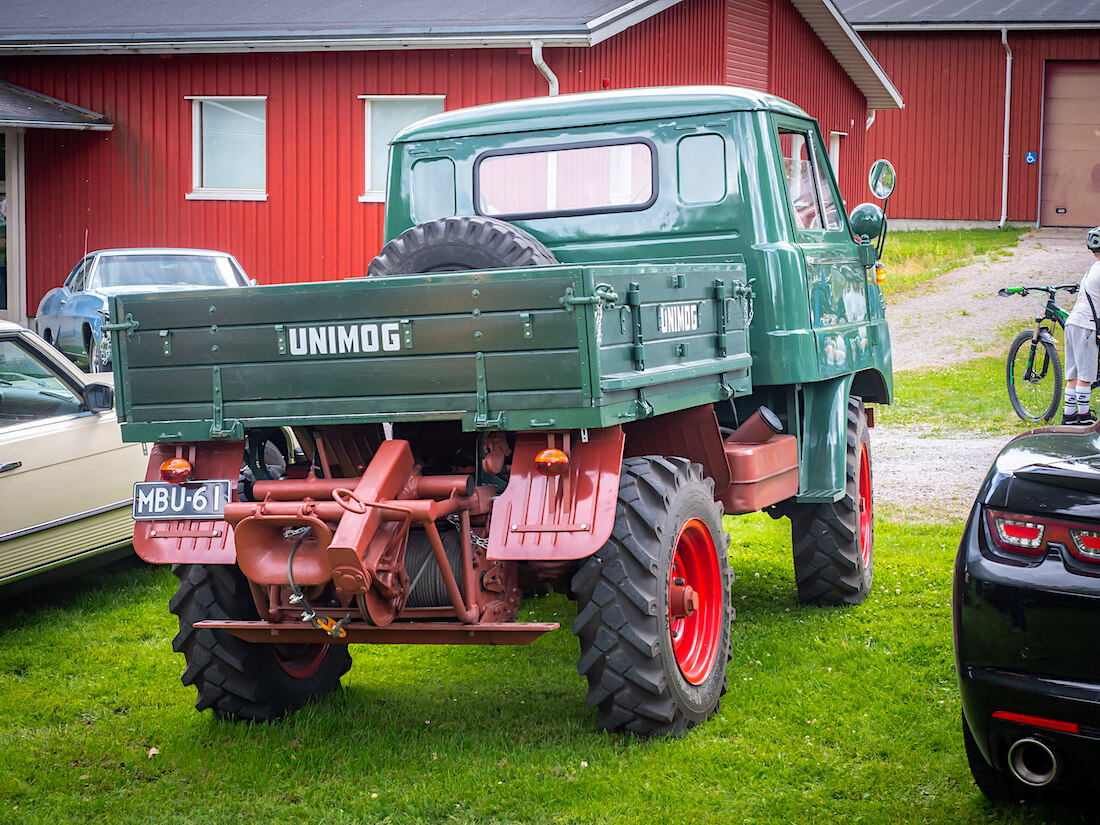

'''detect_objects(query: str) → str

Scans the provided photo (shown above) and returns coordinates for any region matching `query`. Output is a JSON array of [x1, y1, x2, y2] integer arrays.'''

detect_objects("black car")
[[955, 423, 1100, 800]]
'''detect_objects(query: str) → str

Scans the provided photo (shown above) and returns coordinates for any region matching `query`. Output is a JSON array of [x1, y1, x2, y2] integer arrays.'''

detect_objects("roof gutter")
[[999, 28, 1012, 228], [0, 33, 593, 55], [530, 40, 559, 96], [852, 22, 1100, 32]]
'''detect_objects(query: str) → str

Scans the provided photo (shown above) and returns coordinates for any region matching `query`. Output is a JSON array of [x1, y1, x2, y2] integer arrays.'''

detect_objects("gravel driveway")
[[874, 228, 1092, 522]]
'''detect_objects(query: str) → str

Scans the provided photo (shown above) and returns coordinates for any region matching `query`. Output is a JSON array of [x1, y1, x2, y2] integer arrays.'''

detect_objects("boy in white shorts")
[[1062, 226, 1100, 425]]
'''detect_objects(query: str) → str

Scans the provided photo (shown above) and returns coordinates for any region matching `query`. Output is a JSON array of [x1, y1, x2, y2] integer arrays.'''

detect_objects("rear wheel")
[[169, 564, 351, 721], [1006, 330, 1062, 423], [571, 456, 732, 736], [789, 397, 874, 605]]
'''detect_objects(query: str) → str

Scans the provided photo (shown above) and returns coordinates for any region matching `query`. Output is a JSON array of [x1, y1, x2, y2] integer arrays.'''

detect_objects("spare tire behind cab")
[[367, 216, 558, 276]]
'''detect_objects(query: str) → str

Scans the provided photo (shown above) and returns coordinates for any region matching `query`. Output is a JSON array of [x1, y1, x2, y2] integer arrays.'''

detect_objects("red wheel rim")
[[668, 517, 722, 685], [271, 644, 330, 679], [858, 444, 872, 567]]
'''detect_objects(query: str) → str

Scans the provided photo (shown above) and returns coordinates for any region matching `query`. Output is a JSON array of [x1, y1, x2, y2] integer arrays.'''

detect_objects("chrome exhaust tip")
[[1007, 737, 1060, 787]]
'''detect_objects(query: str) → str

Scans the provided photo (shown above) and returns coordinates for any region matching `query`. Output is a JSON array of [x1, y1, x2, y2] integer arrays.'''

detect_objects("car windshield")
[[90, 254, 245, 289]]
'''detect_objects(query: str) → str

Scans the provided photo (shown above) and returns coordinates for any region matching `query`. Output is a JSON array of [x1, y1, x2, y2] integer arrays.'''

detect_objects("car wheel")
[[89, 332, 112, 374]]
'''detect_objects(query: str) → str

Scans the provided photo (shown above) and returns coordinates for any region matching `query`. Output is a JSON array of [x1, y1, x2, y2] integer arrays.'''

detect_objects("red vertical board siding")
[[0, 0, 870, 314], [769, 0, 867, 208], [859, 32, 1004, 221], [860, 30, 1100, 223], [726, 0, 771, 90]]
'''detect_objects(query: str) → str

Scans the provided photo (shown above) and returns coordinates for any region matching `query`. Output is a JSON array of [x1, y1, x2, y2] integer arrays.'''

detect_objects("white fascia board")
[[0, 119, 113, 130], [585, 0, 686, 46]]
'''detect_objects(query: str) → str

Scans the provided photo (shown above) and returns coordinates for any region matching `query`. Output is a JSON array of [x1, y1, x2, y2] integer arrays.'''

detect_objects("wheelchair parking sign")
[[1025, 152, 1038, 164]]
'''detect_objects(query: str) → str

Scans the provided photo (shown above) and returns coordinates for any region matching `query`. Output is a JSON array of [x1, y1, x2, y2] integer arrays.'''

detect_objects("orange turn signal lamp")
[[534, 448, 569, 477], [160, 458, 193, 483]]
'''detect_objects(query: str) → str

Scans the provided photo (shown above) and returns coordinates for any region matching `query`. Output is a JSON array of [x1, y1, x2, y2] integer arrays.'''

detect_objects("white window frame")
[[359, 95, 446, 203], [829, 131, 846, 177], [186, 95, 268, 201]]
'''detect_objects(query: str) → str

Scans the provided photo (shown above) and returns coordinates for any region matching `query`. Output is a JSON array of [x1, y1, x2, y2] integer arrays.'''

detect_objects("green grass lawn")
[[0, 516, 1091, 825], [881, 228, 1027, 297]]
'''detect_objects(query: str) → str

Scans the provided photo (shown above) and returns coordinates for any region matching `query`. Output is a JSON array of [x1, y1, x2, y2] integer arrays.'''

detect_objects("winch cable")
[[285, 528, 351, 639]]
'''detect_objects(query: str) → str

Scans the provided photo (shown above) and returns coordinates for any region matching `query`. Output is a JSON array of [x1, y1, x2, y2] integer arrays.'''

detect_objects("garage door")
[[1041, 61, 1100, 227]]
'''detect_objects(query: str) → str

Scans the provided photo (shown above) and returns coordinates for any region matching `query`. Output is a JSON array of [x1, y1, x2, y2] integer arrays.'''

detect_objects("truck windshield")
[[476, 141, 654, 218]]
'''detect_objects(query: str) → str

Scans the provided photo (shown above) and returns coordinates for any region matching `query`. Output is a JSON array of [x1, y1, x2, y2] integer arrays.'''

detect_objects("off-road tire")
[[368, 215, 557, 276], [571, 456, 732, 736], [170, 564, 351, 721], [1006, 330, 1062, 423], [789, 397, 874, 605]]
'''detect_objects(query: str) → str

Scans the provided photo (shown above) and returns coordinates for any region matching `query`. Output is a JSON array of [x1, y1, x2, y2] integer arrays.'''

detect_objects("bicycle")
[[998, 283, 1088, 423]]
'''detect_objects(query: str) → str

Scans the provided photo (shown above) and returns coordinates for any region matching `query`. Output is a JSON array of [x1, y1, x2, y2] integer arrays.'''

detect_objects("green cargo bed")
[[110, 262, 752, 442]]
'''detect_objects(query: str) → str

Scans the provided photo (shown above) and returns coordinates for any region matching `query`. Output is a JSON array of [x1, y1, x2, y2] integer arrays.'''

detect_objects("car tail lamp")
[[160, 458, 193, 483], [986, 508, 1100, 565], [534, 448, 569, 477]]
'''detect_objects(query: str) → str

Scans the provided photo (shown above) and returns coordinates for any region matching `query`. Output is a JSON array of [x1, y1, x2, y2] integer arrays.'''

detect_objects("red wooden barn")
[[837, 0, 1100, 228], [0, 0, 901, 325]]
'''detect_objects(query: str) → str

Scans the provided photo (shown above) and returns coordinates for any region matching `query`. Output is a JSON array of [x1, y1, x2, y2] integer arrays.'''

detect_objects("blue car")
[[35, 248, 254, 372]]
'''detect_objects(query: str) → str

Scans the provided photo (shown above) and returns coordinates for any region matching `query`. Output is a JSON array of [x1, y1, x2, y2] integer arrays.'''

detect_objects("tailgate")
[[110, 262, 751, 441]]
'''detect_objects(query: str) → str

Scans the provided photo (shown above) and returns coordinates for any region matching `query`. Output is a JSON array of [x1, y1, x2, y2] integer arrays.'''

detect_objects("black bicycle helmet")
[[1088, 226, 1100, 252]]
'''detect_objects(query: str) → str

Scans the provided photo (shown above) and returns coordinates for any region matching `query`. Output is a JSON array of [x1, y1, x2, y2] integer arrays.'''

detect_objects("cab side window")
[[778, 128, 842, 232]]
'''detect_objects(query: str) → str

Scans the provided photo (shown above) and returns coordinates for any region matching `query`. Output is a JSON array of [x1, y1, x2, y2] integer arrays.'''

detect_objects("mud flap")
[[796, 374, 854, 504]]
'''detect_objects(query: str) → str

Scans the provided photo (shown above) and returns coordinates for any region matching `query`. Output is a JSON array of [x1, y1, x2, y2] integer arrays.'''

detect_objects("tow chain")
[[448, 513, 488, 550], [285, 528, 351, 639]]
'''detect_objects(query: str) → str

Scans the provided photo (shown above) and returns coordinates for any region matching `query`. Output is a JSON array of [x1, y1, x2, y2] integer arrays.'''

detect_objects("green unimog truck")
[[109, 85, 895, 736]]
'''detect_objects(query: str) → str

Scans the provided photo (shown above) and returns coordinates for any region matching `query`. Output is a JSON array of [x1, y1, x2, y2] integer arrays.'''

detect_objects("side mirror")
[[849, 202, 885, 241], [868, 159, 896, 200], [84, 381, 115, 413]]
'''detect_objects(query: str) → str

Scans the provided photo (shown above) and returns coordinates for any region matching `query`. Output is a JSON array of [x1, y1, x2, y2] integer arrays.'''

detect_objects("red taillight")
[[534, 448, 569, 477], [1070, 529, 1100, 562], [992, 711, 1080, 734], [985, 509, 1100, 566], [160, 458, 193, 483], [988, 511, 1045, 554]]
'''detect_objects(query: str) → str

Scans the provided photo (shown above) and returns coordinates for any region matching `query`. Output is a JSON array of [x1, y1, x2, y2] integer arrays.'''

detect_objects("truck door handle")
[[0, 461, 22, 473]]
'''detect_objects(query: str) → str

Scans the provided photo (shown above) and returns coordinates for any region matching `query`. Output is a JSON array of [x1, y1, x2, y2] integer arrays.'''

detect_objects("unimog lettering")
[[658, 302, 700, 333], [288, 322, 401, 356], [109, 86, 895, 739]]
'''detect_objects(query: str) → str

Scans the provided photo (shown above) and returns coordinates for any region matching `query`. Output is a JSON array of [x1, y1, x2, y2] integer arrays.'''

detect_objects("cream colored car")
[[0, 320, 148, 591]]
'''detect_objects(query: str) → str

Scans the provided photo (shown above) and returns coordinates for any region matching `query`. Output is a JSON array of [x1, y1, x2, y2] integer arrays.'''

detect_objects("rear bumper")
[[960, 665, 1100, 790]]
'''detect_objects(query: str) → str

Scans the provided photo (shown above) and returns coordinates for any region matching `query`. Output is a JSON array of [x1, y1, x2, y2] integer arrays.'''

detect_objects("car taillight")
[[160, 458, 193, 483], [986, 508, 1100, 565], [1070, 529, 1100, 562], [988, 511, 1045, 554]]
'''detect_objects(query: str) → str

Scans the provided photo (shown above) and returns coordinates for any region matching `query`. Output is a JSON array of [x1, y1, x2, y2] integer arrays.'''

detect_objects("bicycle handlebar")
[[998, 283, 1079, 298]]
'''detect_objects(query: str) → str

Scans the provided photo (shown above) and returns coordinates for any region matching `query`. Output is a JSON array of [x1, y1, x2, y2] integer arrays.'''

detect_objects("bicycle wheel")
[[1006, 330, 1063, 423]]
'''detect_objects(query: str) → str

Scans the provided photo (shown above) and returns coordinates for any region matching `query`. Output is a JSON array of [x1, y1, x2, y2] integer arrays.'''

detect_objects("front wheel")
[[170, 564, 351, 721], [1006, 330, 1062, 423], [89, 333, 112, 374], [789, 397, 874, 605], [571, 456, 732, 736]]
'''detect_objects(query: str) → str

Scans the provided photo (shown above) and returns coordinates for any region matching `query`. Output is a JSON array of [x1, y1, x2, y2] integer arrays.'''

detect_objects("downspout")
[[865, 109, 876, 131], [531, 40, 559, 97], [999, 28, 1012, 227]]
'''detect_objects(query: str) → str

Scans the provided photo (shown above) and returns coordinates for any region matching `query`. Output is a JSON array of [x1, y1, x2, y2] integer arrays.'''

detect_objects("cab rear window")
[[475, 140, 656, 219]]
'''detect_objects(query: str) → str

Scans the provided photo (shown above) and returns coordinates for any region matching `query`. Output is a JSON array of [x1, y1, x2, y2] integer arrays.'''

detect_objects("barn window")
[[359, 96, 446, 202], [475, 139, 656, 219], [186, 97, 267, 200]]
